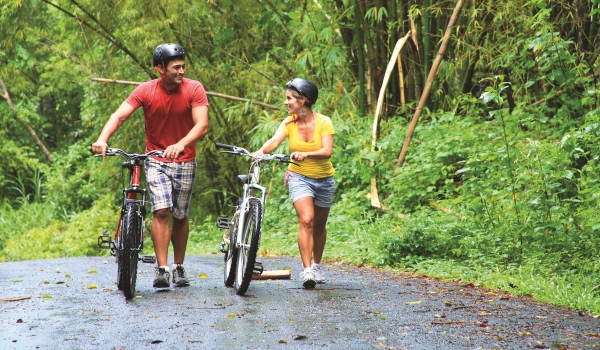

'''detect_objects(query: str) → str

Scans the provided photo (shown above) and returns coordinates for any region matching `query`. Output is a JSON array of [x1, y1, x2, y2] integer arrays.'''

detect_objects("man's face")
[[157, 59, 185, 85]]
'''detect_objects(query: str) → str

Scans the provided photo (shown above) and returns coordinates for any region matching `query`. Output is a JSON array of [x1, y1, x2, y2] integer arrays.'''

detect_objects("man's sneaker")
[[172, 264, 190, 287], [153, 267, 170, 288], [299, 269, 316, 289], [311, 263, 326, 284]]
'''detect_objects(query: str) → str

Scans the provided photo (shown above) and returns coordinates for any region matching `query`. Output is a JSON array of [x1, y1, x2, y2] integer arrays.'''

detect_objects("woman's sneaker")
[[172, 264, 190, 287], [153, 267, 170, 288], [311, 263, 326, 284], [299, 269, 316, 289]]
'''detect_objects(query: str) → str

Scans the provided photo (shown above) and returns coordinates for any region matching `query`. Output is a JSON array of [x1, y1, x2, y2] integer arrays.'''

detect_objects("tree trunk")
[[0, 77, 53, 162]]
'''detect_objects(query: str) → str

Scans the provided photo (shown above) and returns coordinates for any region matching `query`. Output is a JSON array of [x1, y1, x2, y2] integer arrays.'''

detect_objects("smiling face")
[[285, 88, 306, 116], [156, 58, 185, 91]]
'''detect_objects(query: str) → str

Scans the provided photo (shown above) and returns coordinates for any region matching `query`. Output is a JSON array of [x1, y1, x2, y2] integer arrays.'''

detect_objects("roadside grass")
[[2, 197, 599, 316]]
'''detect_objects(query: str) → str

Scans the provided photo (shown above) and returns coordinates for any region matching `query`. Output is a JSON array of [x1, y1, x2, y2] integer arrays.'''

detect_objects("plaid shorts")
[[145, 158, 197, 219]]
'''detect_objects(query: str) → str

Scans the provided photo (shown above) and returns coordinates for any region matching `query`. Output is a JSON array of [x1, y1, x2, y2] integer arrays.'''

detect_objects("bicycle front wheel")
[[234, 197, 263, 295], [223, 214, 238, 287], [118, 202, 140, 299]]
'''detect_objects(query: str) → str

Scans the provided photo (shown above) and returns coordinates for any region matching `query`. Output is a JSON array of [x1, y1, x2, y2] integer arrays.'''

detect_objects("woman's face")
[[285, 89, 305, 116]]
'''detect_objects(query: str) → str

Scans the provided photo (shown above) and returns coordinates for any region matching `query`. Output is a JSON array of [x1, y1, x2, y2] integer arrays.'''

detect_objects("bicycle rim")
[[234, 198, 263, 295]]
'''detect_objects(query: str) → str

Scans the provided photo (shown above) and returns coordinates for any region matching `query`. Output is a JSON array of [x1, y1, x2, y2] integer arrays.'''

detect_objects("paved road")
[[1, 255, 599, 349]]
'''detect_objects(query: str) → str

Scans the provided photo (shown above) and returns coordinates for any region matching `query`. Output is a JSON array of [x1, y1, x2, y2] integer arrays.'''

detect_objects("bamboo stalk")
[[369, 32, 412, 209], [251, 270, 292, 280], [91, 78, 281, 110], [396, 0, 466, 169]]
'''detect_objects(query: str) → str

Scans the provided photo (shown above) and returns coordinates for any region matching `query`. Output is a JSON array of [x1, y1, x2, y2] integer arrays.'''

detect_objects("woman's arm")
[[255, 130, 288, 156]]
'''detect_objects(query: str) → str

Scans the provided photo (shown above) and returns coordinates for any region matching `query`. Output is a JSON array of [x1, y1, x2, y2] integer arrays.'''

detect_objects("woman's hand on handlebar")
[[290, 151, 307, 162], [91, 141, 109, 158]]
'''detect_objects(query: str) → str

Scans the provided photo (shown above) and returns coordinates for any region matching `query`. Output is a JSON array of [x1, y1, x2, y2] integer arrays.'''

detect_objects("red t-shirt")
[[126, 78, 209, 162]]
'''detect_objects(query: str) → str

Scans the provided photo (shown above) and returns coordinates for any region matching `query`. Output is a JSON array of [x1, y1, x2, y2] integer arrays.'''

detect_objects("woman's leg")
[[293, 196, 315, 268], [312, 205, 331, 264]]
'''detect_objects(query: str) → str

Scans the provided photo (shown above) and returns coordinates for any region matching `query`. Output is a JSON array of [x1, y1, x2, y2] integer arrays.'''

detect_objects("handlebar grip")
[[215, 142, 235, 150]]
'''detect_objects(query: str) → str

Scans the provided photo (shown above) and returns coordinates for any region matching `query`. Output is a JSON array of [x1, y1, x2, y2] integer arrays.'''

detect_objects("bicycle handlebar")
[[215, 142, 299, 166], [92, 147, 164, 161]]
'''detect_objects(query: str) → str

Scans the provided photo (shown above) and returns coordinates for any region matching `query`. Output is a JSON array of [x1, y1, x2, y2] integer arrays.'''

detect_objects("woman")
[[255, 78, 335, 289]]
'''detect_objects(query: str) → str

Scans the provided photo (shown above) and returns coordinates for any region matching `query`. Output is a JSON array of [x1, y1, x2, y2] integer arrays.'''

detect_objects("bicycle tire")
[[223, 213, 238, 287], [118, 202, 140, 299], [234, 197, 263, 295]]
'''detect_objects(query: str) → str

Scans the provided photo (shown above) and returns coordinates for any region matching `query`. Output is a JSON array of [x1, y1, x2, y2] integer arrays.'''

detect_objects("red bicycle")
[[95, 148, 163, 299]]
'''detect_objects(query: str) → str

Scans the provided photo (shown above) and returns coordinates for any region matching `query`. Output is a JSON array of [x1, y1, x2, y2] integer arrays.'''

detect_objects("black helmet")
[[286, 78, 318, 105], [153, 43, 186, 67]]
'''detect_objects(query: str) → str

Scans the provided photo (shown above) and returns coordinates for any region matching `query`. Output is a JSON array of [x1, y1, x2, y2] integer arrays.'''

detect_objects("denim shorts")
[[145, 158, 196, 219], [287, 172, 336, 208]]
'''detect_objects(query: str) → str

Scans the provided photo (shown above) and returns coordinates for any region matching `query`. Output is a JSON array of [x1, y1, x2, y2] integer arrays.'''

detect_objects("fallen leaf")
[[43, 280, 50, 284], [227, 313, 236, 318], [16, 319, 23, 323], [294, 335, 307, 340], [10, 280, 22, 283], [199, 273, 209, 278], [134, 296, 142, 299], [87, 270, 98, 274], [444, 301, 453, 306], [188, 340, 204, 343], [404, 301, 422, 305], [151, 340, 163, 344], [433, 314, 447, 318], [536, 315, 547, 319], [278, 340, 288, 344], [43, 295, 52, 300], [65, 274, 71, 278], [87, 284, 98, 289]]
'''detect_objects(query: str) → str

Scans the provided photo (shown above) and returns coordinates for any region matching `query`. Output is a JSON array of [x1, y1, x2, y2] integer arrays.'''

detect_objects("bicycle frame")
[[215, 142, 297, 295], [95, 148, 163, 299]]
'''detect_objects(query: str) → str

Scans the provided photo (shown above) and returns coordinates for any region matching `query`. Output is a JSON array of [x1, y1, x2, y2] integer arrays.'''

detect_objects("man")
[[91, 43, 209, 289]]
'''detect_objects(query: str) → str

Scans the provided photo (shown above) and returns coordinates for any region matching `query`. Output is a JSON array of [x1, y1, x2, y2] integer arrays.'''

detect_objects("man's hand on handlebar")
[[163, 144, 185, 160], [91, 141, 109, 158]]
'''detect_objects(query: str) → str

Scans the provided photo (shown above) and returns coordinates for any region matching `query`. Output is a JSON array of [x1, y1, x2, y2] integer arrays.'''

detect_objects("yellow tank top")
[[277, 113, 335, 178]]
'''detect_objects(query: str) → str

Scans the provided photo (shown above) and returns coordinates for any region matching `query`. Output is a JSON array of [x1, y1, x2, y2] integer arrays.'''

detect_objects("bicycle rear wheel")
[[234, 197, 263, 295], [118, 202, 140, 299], [223, 213, 238, 287]]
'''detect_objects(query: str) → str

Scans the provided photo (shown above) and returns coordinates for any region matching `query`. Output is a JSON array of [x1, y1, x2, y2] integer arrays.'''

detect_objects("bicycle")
[[215, 143, 296, 295], [94, 147, 163, 299]]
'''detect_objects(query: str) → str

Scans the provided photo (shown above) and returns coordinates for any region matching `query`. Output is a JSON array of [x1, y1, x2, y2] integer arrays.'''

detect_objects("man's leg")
[[171, 217, 189, 265], [151, 208, 172, 267]]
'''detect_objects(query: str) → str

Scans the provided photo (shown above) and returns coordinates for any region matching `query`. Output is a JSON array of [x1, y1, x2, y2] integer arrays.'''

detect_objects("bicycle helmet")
[[285, 78, 318, 105], [153, 43, 186, 67]]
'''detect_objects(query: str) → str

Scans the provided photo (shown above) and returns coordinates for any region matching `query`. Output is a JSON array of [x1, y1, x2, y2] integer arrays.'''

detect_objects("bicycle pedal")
[[220, 242, 227, 254], [97, 233, 112, 249], [253, 262, 264, 276], [140, 255, 156, 264], [216, 217, 231, 229]]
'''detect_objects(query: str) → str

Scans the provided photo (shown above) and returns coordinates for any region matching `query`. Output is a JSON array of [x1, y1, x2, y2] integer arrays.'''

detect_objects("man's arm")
[[91, 102, 136, 157], [163, 105, 209, 160]]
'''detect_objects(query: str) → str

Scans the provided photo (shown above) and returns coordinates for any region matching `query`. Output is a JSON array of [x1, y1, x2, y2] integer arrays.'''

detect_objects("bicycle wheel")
[[234, 197, 263, 295], [223, 214, 238, 287], [117, 202, 140, 299]]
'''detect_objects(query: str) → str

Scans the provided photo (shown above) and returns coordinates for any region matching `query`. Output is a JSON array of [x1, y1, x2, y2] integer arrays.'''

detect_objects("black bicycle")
[[94, 148, 163, 299], [215, 143, 296, 295]]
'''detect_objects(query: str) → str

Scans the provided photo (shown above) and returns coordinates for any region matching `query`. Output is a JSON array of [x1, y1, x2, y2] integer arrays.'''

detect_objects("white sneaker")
[[299, 269, 316, 289], [311, 263, 326, 284]]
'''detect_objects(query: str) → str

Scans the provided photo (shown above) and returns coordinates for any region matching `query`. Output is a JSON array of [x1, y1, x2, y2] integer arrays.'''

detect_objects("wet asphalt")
[[1, 255, 599, 349]]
